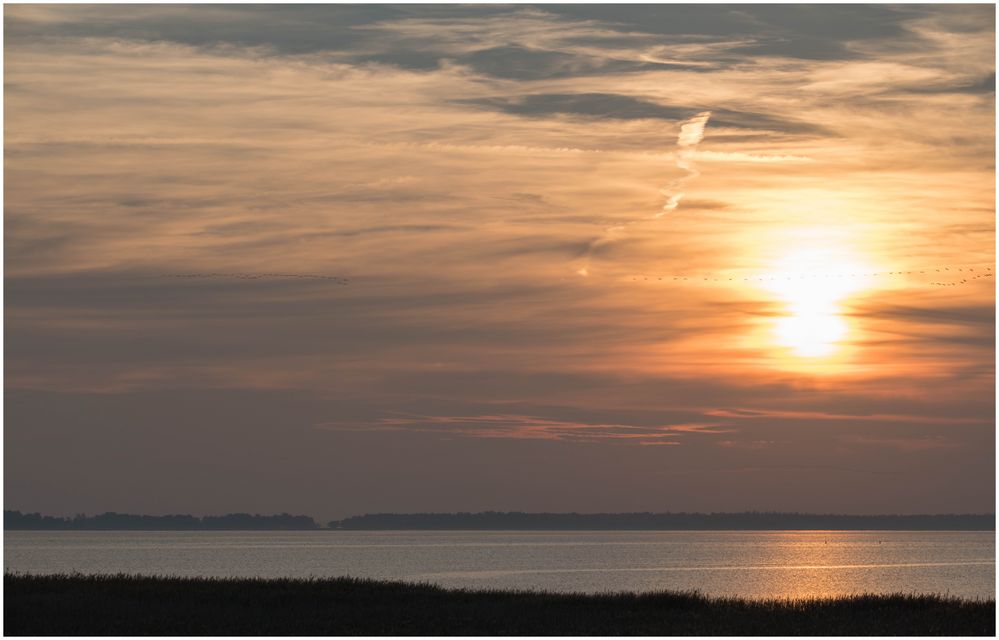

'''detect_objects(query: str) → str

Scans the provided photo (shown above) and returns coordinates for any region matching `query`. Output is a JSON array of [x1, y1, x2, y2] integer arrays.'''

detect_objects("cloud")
[[901, 71, 995, 95], [460, 93, 827, 135], [452, 45, 701, 80], [704, 408, 989, 426], [159, 272, 349, 283], [319, 413, 732, 445], [697, 151, 812, 163], [839, 435, 957, 452]]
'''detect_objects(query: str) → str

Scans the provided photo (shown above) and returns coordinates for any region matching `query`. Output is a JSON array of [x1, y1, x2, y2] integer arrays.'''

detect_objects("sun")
[[773, 307, 848, 357], [761, 245, 872, 359]]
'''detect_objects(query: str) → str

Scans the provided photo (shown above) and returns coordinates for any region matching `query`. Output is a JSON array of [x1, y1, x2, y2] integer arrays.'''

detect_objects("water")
[[4, 530, 994, 599]]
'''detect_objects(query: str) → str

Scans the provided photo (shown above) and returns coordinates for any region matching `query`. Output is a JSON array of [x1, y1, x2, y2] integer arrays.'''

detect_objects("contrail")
[[656, 111, 711, 218], [577, 111, 711, 276]]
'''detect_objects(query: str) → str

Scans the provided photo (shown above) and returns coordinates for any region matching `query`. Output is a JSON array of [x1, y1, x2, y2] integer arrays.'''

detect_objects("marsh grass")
[[4, 572, 995, 636]]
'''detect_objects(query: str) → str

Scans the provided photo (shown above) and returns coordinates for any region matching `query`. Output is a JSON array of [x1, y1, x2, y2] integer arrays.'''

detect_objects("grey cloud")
[[918, 4, 997, 34], [6, 268, 696, 369], [350, 45, 709, 78], [460, 93, 828, 135], [484, 237, 592, 260], [544, 4, 931, 60], [505, 214, 612, 226], [855, 302, 996, 327], [674, 199, 731, 211], [353, 51, 445, 71], [840, 300, 996, 369], [3, 4, 943, 76], [194, 220, 287, 237], [495, 192, 558, 209], [453, 45, 703, 80], [464, 92, 691, 120], [311, 224, 465, 238], [862, 329, 995, 351], [3, 5, 506, 54], [726, 37, 860, 61], [902, 72, 996, 95]]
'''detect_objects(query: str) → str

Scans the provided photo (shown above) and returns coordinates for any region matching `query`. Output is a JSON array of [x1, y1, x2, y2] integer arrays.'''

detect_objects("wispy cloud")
[[160, 273, 348, 283], [319, 413, 732, 445], [704, 408, 990, 426], [839, 435, 958, 452]]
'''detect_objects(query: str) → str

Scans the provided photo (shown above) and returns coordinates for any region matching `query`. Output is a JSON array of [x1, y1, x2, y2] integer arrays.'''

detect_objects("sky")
[[4, 3, 995, 520]]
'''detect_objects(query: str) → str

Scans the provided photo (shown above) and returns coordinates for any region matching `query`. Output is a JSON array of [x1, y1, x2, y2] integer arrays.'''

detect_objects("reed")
[[5, 572, 994, 636]]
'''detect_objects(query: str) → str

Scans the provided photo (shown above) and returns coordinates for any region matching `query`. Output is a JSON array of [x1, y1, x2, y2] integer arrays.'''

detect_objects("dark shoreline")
[[6, 509, 995, 531], [330, 512, 998, 531], [5, 573, 995, 636]]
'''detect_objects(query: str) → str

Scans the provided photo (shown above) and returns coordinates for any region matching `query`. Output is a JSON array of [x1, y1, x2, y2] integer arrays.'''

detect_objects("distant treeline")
[[6, 510, 994, 531], [4, 510, 318, 531], [330, 511, 996, 531]]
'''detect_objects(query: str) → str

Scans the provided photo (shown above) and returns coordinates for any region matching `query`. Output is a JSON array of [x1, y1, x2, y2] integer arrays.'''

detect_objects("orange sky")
[[4, 4, 995, 518]]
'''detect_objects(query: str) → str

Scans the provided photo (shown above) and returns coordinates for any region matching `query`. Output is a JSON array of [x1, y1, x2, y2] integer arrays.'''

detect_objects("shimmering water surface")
[[5, 530, 994, 599]]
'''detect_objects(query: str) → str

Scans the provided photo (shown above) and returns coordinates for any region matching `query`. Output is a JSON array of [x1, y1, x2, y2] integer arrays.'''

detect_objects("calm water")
[[4, 530, 994, 599]]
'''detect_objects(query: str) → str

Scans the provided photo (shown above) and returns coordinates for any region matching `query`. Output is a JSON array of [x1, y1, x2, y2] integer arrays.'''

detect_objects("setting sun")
[[774, 312, 847, 357], [762, 245, 874, 359]]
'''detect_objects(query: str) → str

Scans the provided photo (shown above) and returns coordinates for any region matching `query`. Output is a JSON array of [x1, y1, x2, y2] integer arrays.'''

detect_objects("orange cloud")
[[319, 414, 732, 445]]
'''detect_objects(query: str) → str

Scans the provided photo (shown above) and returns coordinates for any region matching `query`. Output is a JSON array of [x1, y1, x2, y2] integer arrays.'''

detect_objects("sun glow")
[[774, 312, 847, 357], [763, 245, 872, 359]]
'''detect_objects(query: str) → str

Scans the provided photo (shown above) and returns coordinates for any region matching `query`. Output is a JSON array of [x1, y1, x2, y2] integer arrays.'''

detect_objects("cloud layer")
[[5, 5, 994, 519]]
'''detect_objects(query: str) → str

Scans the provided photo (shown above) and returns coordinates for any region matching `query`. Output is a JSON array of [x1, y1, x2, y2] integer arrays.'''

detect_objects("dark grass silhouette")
[[5, 573, 995, 636]]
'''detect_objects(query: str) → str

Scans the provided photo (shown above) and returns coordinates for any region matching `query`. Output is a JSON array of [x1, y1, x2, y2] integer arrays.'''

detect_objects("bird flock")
[[627, 265, 993, 288], [156, 266, 992, 290]]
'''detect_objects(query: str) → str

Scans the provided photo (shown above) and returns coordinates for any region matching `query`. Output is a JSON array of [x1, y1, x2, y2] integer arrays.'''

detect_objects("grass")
[[4, 572, 995, 636]]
